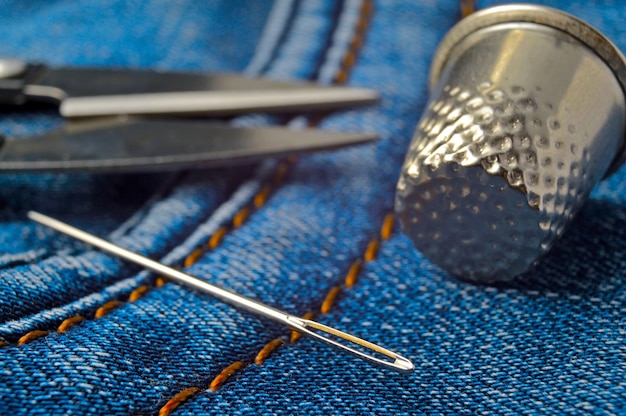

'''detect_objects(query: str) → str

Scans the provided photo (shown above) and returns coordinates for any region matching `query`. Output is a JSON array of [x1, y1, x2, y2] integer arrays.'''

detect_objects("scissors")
[[0, 58, 379, 173]]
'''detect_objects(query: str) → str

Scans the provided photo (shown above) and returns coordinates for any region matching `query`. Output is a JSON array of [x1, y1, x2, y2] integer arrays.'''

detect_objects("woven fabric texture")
[[0, 0, 624, 414]]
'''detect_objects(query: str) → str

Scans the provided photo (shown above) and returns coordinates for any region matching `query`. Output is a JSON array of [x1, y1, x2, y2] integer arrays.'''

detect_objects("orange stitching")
[[159, 387, 202, 416], [335, 71, 349, 84], [334, 0, 372, 84], [164, 214, 389, 400], [4, 0, 375, 358], [18, 330, 49, 345], [460, 0, 475, 18], [129, 285, 150, 302], [380, 213, 395, 241], [95, 300, 122, 319], [255, 338, 284, 365], [233, 207, 251, 229], [342, 53, 356, 71], [0, 341, 8, 348], [321, 286, 342, 314], [363, 238, 380, 262], [209, 361, 246, 391], [344, 260, 363, 288], [58, 316, 85, 333], [7, 140, 293, 348], [208, 226, 229, 250], [351, 35, 364, 51], [290, 311, 315, 343], [273, 162, 290, 184], [254, 185, 272, 208], [9, 280, 163, 345], [184, 248, 204, 268], [155, 1, 375, 409]]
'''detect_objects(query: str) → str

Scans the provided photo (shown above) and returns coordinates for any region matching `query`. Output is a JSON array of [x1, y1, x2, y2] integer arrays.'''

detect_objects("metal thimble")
[[395, 5, 626, 282]]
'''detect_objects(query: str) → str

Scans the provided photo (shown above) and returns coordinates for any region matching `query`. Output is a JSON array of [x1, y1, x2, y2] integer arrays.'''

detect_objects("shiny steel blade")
[[28, 211, 414, 373], [20, 67, 379, 117], [0, 118, 377, 173], [59, 89, 380, 118]]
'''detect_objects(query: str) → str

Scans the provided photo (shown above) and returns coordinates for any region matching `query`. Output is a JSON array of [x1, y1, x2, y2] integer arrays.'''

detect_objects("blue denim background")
[[0, 0, 624, 414]]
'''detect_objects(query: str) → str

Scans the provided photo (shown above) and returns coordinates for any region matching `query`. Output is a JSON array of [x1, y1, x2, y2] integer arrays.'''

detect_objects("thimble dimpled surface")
[[396, 23, 626, 282]]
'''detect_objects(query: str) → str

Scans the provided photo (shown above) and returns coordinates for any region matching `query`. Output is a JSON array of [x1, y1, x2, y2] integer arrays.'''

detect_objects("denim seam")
[[156, 2, 375, 414], [158, 212, 392, 416], [0, 171, 184, 273], [2, 0, 371, 408], [244, 0, 300, 76], [1, 159, 297, 347], [13, 1, 340, 332], [107, 172, 187, 241], [0, 1, 301, 336]]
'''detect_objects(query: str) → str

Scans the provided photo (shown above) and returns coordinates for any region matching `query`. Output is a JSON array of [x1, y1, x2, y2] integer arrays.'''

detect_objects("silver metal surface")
[[12, 67, 379, 117], [429, 4, 626, 174], [396, 5, 626, 282], [0, 64, 380, 171], [59, 88, 379, 118], [0, 118, 377, 172], [28, 211, 414, 373], [0, 58, 27, 79]]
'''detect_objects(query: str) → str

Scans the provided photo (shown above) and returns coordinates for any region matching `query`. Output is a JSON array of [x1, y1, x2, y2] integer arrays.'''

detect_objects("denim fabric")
[[1, 0, 625, 414]]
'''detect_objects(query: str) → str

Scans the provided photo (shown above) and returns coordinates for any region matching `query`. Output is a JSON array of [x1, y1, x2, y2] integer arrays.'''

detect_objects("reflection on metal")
[[396, 5, 626, 282], [28, 211, 415, 373]]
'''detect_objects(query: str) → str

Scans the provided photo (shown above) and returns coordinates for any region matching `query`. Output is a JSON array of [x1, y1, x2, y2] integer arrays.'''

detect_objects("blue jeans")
[[0, 0, 624, 414]]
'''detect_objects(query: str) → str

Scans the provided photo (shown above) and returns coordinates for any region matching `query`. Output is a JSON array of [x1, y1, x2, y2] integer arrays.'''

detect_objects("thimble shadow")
[[493, 198, 626, 296]]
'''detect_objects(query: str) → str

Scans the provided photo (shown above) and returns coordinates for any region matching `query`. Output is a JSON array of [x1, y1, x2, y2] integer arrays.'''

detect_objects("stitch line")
[[344, 259, 363, 288], [290, 311, 315, 343], [208, 226, 229, 250], [17, 330, 49, 345], [364, 238, 380, 262], [161, 211, 394, 412], [309, 0, 345, 81], [254, 338, 284, 365], [2, 0, 300, 342], [156, 1, 375, 412], [244, 0, 300, 75], [208, 361, 246, 392], [162, 213, 389, 408], [202, 212, 394, 394], [334, 0, 372, 84], [157, 387, 202, 416], [183, 248, 204, 268], [0, 172, 186, 276], [0, 1, 374, 385], [0, 172, 187, 337], [233, 207, 251, 229], [7, 291, 152, 346], [128, 285, 150, 302], [57, 316, 85, 333], [179, 160, 295, 269], [253, 185, 272, 208], [1, 164, 290, 347], [321, 286, 342, 314]]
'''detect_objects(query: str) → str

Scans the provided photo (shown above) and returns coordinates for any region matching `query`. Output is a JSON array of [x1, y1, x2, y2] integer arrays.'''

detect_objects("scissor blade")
[[23, 67, 379, 117], [0, 119, 377, 173], [60, 89, 380, 118]]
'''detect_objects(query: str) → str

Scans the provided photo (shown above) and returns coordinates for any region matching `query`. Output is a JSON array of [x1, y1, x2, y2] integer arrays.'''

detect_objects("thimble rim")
[[429, 3, 626, 175]]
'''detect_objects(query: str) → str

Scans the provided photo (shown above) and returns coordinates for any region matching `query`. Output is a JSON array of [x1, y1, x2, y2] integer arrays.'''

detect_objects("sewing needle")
[[28, 211, 414, 373]]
